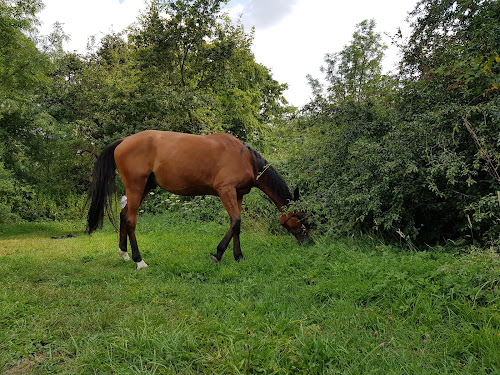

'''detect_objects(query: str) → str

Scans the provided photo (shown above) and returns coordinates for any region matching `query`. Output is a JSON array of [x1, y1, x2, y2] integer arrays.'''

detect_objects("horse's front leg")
[[212, 188, 244, 263], [231, 196, 244, 261], [211, 218, 242, 263], [231, 218, 244, 262]]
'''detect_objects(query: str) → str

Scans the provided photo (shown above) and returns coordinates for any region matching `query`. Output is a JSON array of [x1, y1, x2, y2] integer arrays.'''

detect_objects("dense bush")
[[284, 2, 499, 247], [286, 99, 499, 246]]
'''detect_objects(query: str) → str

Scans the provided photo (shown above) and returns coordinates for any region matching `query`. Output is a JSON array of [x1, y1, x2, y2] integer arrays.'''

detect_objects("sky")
[[38, 0, 419, 107]]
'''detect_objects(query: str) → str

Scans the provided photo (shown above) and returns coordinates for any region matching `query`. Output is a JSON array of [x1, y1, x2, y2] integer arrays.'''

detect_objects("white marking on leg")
[[118, 249, 130, 261], [121, 195, 127, 210], [136, 260, 148, 270]]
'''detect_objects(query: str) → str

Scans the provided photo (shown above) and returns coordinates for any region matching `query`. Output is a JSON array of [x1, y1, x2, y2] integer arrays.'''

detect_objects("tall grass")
[[0, 215, 498, 374]]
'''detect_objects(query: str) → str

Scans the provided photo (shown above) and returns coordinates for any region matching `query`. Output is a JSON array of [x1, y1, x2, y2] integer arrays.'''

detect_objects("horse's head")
[[280, 210, 309, 243], [279, 188, 310, 245]]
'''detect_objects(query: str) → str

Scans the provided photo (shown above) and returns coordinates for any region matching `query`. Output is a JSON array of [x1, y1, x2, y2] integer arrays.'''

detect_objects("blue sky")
[[40, 0, 419, 106]]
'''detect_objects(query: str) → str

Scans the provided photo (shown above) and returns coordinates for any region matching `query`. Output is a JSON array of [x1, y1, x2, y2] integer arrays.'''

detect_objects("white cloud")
[[240, 0, 298, 29], [39, 0, 146, 52]]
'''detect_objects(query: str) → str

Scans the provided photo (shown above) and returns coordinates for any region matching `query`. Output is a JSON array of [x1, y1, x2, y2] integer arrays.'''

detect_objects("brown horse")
[[87, 130, 308, 270]]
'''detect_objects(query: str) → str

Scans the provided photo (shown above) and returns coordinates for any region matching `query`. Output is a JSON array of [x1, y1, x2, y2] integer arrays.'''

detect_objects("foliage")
[[140, 190, 227, 224], [0, 142, 17, 222], [138, 184, 285, 235], [0, 0, 55, 222], [1, 218, 498, 373], [1, 0, 498, 250], [395, 0, 500, 245], [0, 0, 47, 103], [285, 20, 410, 239], [308, 19, 391, 104], [287, 6, 499, 247], [1, 0, 288, 222], [47, 0, 288, 148], [402, 0, 500, 97]]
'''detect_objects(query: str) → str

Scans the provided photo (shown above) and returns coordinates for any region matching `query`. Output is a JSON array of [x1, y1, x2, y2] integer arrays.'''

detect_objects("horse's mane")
[[243, 145, 293, 206]]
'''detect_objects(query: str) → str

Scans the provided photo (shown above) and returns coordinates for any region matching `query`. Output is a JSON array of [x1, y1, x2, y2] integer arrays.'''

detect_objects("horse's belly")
[[153, 167, 218, 196], [159, 182, 217, 196]]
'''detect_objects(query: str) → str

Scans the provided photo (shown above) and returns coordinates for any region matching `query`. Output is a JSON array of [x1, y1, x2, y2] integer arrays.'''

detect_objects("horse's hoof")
[[136, 260, 148, 270], [211, 255, 220, 264], [119, 249, 130, 261], [235, 256, 245, 262]]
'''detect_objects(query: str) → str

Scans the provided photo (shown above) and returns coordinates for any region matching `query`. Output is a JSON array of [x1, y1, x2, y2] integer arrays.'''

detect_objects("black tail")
[[86, 139, 123, 234]]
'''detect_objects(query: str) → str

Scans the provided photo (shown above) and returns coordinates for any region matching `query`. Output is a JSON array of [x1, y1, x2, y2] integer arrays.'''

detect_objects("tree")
[[128, 0, 288, 139], [307, 19, 390, 104], [0, 0, 50, 221], [36, 0, 290, 220], [49, 0, 288, 146], [0, 0, 48, 106], [288, 4, 499, 247], [401, 0, 499, 98], [0, 0, 90, 221], [285, 20, 401, 239]]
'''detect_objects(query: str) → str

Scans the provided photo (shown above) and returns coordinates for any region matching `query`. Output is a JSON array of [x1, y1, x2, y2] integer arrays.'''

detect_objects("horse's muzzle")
[[297, 235, 314, 247]]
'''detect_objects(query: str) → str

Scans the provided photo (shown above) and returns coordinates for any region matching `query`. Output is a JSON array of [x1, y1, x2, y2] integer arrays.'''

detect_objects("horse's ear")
[[293, 187, 300, 201]]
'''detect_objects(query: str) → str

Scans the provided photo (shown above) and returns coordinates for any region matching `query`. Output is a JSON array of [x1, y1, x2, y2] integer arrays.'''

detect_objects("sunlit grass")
[[1, 215, 498, 374]]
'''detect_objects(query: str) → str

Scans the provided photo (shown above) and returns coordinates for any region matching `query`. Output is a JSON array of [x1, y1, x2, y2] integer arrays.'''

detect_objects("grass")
[[0, 214, 498, 374]]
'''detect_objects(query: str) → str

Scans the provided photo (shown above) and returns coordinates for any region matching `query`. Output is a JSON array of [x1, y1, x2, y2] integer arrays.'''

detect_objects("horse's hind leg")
[[118, 174, 156, 263], [118, 173, 157, 269], [125, 189, 148, 270], [118, 206, 130, 261]]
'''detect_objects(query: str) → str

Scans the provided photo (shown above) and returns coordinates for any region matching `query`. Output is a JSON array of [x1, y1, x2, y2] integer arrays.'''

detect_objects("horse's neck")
[[255, 172, 291, 212], [257, 184, 285, 211]]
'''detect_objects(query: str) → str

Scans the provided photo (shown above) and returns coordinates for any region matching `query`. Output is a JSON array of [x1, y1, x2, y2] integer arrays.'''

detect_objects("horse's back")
[[114, 130, 254, 195]]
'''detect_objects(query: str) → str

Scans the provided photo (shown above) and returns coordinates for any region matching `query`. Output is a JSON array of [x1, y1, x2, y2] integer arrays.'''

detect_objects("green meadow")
[[0, 215, 498, 374]]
